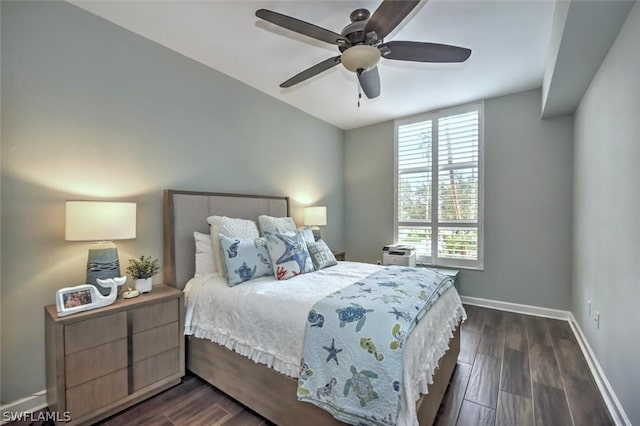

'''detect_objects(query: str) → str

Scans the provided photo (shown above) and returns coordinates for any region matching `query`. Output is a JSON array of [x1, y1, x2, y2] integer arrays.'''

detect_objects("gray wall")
[[345, 89, 573, 310], [0, 1, 344, 403], [573, 3, 640, 423], [344, 121, 395, 264]]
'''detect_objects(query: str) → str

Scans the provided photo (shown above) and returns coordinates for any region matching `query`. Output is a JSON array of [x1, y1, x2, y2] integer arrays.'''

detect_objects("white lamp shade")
[[304, 206, 327, 226], [341, 45, 381, 73], [65, 201, 136, 241]]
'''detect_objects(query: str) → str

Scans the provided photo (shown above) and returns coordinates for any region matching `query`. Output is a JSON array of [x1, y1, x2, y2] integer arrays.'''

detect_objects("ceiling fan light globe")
[[341, 45, 381, 73]]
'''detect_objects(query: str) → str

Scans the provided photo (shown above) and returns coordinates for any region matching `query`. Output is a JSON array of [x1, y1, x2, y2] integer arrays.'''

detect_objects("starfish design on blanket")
[[273, 232, 310, 271], [389, 307, 411, 322], [323, 338, 343, 365]]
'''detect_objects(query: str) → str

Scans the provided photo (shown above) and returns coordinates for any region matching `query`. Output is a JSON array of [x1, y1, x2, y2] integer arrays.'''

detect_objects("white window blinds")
[[395, 103, 484, 269]]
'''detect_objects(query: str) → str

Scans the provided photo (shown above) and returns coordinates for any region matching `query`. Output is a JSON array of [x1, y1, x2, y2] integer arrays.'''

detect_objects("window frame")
[[394, 101, 485, 270]]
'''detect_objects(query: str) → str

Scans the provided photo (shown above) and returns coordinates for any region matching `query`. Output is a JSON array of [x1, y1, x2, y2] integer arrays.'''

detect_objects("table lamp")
[[65, 201, 136, 295], [304, 206, 327, 241]]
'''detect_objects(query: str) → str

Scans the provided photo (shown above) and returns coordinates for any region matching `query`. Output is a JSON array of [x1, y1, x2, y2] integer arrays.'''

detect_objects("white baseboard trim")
[[460, 295, 571, 320], [569, 314, 631, 426], [0, 391, 47, 426]]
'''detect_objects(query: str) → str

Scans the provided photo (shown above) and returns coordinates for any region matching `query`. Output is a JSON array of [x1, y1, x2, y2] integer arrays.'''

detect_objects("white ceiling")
[[72, 0, 556, 130]]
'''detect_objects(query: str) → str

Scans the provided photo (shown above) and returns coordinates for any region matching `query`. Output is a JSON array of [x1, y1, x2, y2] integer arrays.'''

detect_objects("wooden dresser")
[[44, 285, 184, 425]]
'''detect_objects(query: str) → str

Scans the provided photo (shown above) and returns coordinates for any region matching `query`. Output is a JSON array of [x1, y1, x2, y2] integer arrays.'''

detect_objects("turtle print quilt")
[[297, 266, 454, 425]]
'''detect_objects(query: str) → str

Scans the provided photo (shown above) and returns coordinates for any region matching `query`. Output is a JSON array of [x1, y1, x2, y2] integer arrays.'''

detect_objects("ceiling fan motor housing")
[[340, 9, 379, 51], [340, 9, 383, 73]]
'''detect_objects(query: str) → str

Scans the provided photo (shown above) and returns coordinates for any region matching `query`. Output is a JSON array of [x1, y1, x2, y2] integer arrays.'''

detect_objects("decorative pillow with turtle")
[[218, 234, 273, 286]]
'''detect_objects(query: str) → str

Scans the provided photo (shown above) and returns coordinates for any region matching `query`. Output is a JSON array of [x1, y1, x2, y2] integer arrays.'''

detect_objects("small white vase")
[[135, 278, 153, 293]]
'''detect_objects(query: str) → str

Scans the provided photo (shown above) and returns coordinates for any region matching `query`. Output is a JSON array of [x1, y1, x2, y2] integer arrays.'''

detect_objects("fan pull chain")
[[357, 76, 362, 108]]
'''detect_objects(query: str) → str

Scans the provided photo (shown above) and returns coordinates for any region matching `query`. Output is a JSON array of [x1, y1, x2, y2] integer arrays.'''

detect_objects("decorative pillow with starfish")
[[265, 231, 315, 280]]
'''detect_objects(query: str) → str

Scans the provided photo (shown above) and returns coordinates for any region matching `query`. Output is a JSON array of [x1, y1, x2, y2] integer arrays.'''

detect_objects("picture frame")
[[55, 278, 124, 317]]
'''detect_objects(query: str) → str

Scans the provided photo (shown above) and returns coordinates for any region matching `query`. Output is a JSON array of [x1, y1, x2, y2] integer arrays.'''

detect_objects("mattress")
[[184, 261, 466, 426]]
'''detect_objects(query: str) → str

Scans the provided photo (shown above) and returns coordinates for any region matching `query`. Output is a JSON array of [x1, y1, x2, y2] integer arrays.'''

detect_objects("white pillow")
[[258, 215, 296, 235], [206, 216, 224, 275], [207, 216, 259, 278], [194, 231, 216, 276]]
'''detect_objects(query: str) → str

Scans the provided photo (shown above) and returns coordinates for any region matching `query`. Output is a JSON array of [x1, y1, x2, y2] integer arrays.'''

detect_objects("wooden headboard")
[[163, 189, 290, 289]]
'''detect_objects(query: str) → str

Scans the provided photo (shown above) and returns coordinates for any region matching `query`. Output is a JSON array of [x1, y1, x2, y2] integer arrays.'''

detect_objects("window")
[[395, 102, 484, 269]]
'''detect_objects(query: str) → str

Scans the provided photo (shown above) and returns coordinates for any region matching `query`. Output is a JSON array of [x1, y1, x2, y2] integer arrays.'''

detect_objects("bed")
[[163, 189, 465, 425]]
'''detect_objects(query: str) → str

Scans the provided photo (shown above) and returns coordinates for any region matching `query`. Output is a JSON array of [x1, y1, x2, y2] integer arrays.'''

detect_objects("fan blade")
[[364, 1, 420, 40], [280, 56, 342, 88], [358, 67, 381, 99], [381, 41, 471, 63], [256, 9, 349, 46]]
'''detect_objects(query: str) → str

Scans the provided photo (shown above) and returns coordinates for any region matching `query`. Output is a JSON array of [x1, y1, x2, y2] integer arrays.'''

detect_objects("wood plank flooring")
[[8, 306, 612, 425], [434, 305, 612, 426]]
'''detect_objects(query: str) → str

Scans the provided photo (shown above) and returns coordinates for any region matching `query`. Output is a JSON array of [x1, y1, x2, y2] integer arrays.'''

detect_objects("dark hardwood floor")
[[435, 305, 612, 426], [9, 306, 612, 425]]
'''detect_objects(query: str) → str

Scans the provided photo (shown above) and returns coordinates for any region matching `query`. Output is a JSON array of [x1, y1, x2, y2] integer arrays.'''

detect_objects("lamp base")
[[310, 226, 322, 241], [86, 243, 121, 296]]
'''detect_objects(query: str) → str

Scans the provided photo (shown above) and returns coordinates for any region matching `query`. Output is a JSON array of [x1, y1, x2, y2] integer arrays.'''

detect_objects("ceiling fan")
[[255, 0, 472, 99]]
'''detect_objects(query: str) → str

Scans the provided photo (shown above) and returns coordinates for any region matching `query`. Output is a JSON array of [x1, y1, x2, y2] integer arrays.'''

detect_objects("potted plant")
[[126, 255, 160, 293]]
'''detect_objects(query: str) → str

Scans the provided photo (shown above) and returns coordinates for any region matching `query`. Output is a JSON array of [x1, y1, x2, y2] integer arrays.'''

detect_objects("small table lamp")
[[65, 201, 136, 294], [304, 206, 327, 241]]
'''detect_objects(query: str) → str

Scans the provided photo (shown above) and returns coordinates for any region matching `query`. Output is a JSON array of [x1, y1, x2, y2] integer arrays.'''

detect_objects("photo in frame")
[[55, 277, 125, 317], [62, 288, 93, 309]]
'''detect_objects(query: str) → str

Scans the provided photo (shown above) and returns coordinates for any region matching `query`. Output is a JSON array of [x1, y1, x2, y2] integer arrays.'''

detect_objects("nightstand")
[[332, 250, 345, 261], [45, 285, 184, 425]]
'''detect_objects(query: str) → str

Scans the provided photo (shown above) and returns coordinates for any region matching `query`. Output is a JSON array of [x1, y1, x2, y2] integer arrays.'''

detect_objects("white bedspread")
[[184, 262, 466, 426]]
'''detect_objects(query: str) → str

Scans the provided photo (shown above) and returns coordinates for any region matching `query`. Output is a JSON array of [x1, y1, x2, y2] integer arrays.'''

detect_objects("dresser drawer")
[[132, 348, 180, 392], [65, 312, 127, 354], [66, 368, 127, 418], [65, 338, 128, 388], [130, 299, 178, 334], [132, 321, 179, 363]]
